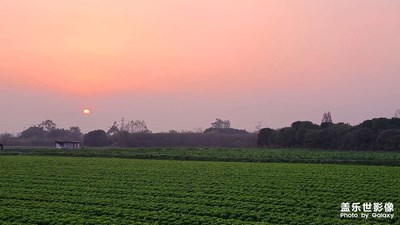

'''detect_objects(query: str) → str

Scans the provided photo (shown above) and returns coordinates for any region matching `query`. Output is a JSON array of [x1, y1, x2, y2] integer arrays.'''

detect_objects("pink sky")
[[0, 0, 399, 133]]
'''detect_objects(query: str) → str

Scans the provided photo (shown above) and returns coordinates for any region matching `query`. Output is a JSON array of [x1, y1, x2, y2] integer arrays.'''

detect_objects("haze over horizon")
[[1, 0, 399, 134]]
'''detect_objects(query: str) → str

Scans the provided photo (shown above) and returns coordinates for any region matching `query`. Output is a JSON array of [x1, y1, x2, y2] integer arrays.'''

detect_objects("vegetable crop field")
[[0, 156, 398, 224], [3, 147, 400, 166]]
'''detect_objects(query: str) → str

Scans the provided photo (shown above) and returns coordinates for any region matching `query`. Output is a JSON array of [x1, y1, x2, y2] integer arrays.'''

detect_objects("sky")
[[0, 0, 399, 134]]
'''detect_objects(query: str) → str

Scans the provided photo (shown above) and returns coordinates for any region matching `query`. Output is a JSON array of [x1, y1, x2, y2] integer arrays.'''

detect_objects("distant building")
[[55, 141, 80, 149]]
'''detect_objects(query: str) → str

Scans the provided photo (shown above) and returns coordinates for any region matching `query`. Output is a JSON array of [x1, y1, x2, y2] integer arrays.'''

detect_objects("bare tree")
[[395, 109, 400, 118], [255, 121, 262, 132], [107, 121, 120, 136], [38, 120, 57, 132], [114, 118, 151, 133], [120, 118, 125, 131], [321, 112, 333, 124], [125, 120, 150, 133], [211, 118, 231, 129], [192, 127, 204, 133], [69, 126, 82, 137]]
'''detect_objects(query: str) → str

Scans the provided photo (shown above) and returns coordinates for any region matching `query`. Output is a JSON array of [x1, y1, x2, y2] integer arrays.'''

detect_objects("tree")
[[255, 121, 262, 132], [389, 135, 400, 150], [110, 130, 132, 147], [0, 133, 14, 146], [38, 120, 57, 132], [20, 126, 46, 139], [48, 128, 69, 138], [257, 128, 274, 147], [123, 120, 150, 133], [83, 130, 108, 147], [294, 127, 310, 147], [320, 112, 333, 129], [349, 128, 376, 150], [192, 127, 204, 133], [203, 127, 248, 134], [0, 133, 13, 141], [274, 127, 296, 147], [319, 128, 337, 149], [376, 129, 400, 150], [321, 112, 333, 123], [291, 121, 319, 130], [395, 109, 400, 118], [110, 119, 151, 134], [303, 130, 321, 148], [107, 121, 120, 136], [211, 118, 231, 129], [69, 126, 82, 137]]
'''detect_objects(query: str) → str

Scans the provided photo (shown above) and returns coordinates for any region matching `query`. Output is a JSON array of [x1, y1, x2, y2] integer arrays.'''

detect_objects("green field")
[[0, 156, 398, 224], [2, 147, 400, 166]]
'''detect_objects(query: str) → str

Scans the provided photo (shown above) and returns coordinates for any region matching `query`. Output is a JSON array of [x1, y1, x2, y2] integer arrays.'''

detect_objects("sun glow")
[[83, 109, 91, 114]]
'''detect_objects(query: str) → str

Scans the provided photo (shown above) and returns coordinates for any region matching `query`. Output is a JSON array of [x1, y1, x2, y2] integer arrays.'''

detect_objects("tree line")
[[0, 120, 82, 146], [258, 116, 400, 151], [0, 118, 256, 148], [83, 118, 254, 148], [1, 115, 400, 150]]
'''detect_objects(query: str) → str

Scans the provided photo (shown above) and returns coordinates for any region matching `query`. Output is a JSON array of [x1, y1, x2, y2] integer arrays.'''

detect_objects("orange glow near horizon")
[[1, 0, 399, 97], [0, 0, 400, 133]]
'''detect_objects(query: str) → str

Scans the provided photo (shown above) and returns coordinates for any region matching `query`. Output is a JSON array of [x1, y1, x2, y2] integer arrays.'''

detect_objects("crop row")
[[3, 147, 400, 165]]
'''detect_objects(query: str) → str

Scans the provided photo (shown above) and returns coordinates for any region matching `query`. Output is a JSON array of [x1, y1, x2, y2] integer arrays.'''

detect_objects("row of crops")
[[3, 147, 400, 165], [0, 156, 399, 224]]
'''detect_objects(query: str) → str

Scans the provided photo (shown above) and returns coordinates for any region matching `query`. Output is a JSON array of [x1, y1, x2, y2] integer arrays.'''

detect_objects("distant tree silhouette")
[[69, 126, 82, 137], [211, 118, 231, 129], [303, 130, 321, 148], [204, 128, 247, 134], [107, 121, 120, 136], [376, 129, 400, 150], [275, 127, 296, 147], [349, 128, 376, 150], [107, 119, 151, 134], [20, 126, 46, 139], [123, 120, 150, 133], [83, 130, 108, 147], [395, 109, 400, 118], [294, 127, 310, 147], [0, 144, 3, 150], [321, 112, 333, 123], [257, 128, 274, 147], [205, 118, 244, 135], [255, 121, 262, 132], [321, 112, 333, 128], [38, 120, 57, 132], [291, 121, 319, 130], [319, 128, 337, 149]]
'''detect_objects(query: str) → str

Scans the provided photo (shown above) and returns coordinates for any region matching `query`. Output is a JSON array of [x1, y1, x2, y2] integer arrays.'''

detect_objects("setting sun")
[[83, 109, 91, 114]]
